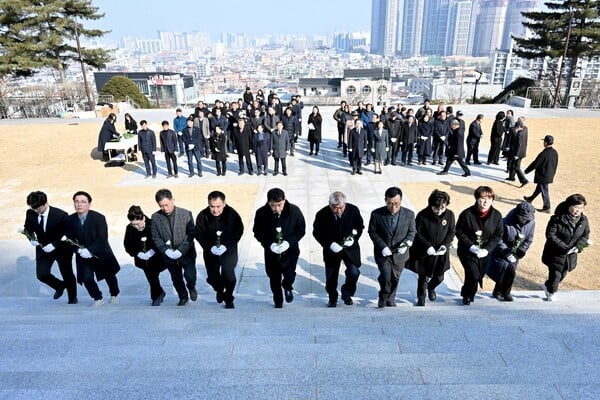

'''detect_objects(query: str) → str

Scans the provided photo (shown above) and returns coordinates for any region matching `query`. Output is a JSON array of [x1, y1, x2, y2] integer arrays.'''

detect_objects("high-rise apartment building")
[[401, 0, 425, 57], [471, 0, 508, 56], [421, 0, 452, 56], [447, 1, 473, 56], [501, 0, 538, 50], [370, 0, 401, 57]]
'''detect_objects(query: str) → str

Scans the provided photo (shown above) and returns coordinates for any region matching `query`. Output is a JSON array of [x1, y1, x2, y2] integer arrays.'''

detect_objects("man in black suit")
[[24, 191, 77, 303], [368, 187, 416, 307], [313, 191, 365, 307], [253, 188, 306, 308], [151, 189, 197, 306], [138, 120, 157, 178], [437, 119, 471, 177], [159, 120, 179, 178], [181, 117, 203, 177], [524, 135, 559, 213], [64, 191, 120, 306], [506, 119, 529, 186], [466, 114, 483, 165], [195, 191, 244, 309], [347, 119, 368, 175]]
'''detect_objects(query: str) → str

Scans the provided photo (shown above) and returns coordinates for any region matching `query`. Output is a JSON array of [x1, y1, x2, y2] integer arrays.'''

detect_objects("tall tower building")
[[471, 0, 508, 56], [447, 0, 473, 56], [370, 0, 401, 57], [501, 0, 538, 50], [401, 0, 425, 57], [421, 0, 452, 56]]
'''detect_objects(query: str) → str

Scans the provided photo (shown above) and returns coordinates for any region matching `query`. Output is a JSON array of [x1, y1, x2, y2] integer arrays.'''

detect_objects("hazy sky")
[[92, 0, 370, 40]]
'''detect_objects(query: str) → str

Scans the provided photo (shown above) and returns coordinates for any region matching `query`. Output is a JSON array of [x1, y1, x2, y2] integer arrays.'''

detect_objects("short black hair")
[[385, 186, 403, 199], [26, 191, 47, 208], [427, 189, 450, 208], [208, 190, 225, 202], [155, 189, 173, 203], [267, 188, 285, 203], [127, 205, 146, 221], [565, 193, 587, 208], [72, 191, 92, 202], [161, 120, 169, 126], [140, 120, 147, 125]]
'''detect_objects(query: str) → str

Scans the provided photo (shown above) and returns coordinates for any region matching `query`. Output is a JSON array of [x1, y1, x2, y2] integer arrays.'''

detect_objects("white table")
[[104, 136, 138, 161]]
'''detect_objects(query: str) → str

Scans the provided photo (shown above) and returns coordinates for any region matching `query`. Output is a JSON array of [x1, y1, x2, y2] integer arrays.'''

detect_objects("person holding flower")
[[64, 191, 120, 306], [195, 191, 244, 309], [487, 201, 535, 302], [124, 205, 167, 306], [253, 188, 306, 308], [541, 194, 591, 301], [313, 191, 365, 307], [23, 191, 77, 304], [455, 186, 503, 305]]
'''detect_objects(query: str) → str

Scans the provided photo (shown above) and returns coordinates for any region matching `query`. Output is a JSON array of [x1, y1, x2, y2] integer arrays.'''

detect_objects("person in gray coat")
[[372, 120, 388, 174], [270, 120, 289, 176]]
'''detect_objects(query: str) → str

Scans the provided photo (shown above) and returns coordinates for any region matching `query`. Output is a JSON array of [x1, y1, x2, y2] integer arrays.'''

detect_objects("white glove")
[[343, 237, 354, 247], [420, 136, 427, 140], [385, 147, 389, 151], [514, 156, 519, 160], [177, 131, 183, 136], [382, 247, 393, 257], [137, 251, 148, 260], [348, 148, 353, 152], [78, 248, 93, 259], [152, 151, 157, 155], [164, 249, 174, 258], [398, 246, 408, 255], [436, 245, 447, 255], [371, 148, 375, 152], [469, 245, 480, 255], [270, 243, 282, 254], [567, 247, 578, 255], [211, 245, 227, 256], [30, 240, 40, 247], [476, 248, 489, 258], [426, 246, 436, 256], [329, 242, 343, 253], [406, 240, 413, 247], [170, 249, 182, 259], [507, 254, 517, 263], [278, 240, 290, 253], [440, 136, 446, 141], [42, 243, 55, 253], [391, 138, 397, 143], [145, 249, 156, 258], [188, 144, 195, 150]]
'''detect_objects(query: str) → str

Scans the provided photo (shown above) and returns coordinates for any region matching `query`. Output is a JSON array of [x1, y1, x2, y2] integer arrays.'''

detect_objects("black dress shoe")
[[53, 287, 65, 300], [284, 290, 294, 303], [216, 291, 224, 304], [523, 196, 532, 203], [462, 173, 470, 177], [492, 291, 502, 300], [519, 181, 529, 188], [416, 298, 425, 306], [385, 301, 397, 307], [377, 299, 385, 308], [437, 171, 448, 175], [152, 291, 166, 306], [537, 208, 551, 213], [342, 296, 353, 305], [189, 288, 198, 302], [68, 297, 78, 305], [505, 177, 516, 181], [274, 303, 283, 308], [327, 301, 337, 308], [177, 298, 189, 306], [428, 289, 437, 301], [462, 297, 471, 306], [225, 301, 235, 309], [503, 293, 514, 302]]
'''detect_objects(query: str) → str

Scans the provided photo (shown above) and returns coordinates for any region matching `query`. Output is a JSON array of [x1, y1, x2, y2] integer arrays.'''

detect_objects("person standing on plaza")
[[431, 110, 448, 166], [455, 186, 503, 305], [524, 135, 559, 213], [465, 114, 484, 165], [487, 201, 535, 302], [400, 114, 417, 166], [253, 124, 270, 176], [211, 126, 228, 176], [307, 106, 322, 156], [232, 118, 254, 175], [159, 120, 179, 178], [313, 191, 365, 307], [24, 191, 77, 304], [138, 120, 157, 178], [64, 191, 120, 306], [348, 119, 368, 175], [151, 189, 197, 306], [386, 111, 403, 165], [541, 194, 590, 301], [281, 107, 299, 157], [194, 110, 211, 160], [253, 188, 306, 308], [195, 191, 244, 309], [181, 117, 203, 177], [506, 119, 528, 186], [416, 114, 433, 165], [437, 119, 471, 177], [372, 120, 388, 174], [173, 108, 187, 155], [333, 101, 347, 149], [487, 111, 505, 165], [368, 187, 416, 308], [124, 205, 167, 306], [408, 189, 455, 307], [271, 120, 289, 176]]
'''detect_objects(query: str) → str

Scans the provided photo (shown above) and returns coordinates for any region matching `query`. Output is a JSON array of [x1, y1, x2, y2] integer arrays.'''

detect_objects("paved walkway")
[[2, 106, 599, 399]]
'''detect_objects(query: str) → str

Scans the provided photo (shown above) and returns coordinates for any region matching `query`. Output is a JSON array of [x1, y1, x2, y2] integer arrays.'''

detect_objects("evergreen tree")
[[0, 0, 112, 81], [99, 76, 152, 109]]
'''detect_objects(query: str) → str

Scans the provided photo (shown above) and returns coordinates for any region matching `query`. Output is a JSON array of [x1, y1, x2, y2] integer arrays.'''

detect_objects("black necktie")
[[39, 215, 44, 232]]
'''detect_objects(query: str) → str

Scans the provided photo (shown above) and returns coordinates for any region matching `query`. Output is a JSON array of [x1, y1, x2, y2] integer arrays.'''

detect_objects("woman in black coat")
[[400, 115, 418, 165], [307, 106, 322, 155], [417, 114, 433, 165], [123, 206, 167, 306], [409, 190, 455, 306], [542, 194, 591, 301], [97, 113, 119, 161], [487, 111, 505, 165], [210, 126, 228, 176], [455, 186, 503, 305]]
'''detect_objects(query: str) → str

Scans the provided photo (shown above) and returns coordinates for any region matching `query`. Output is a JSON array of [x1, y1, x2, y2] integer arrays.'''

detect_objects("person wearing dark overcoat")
[[151, 189, 197, 306], [347, 119, 368, 175], [408, 190, 455, 306], [137, 120, 157, 178], [385, 112, 403, 165], [368, 187, 416, 308], [431, 111, 448, 165], [313, 191, 364, 307], [506, 119, 528, 185], [270, 121, 289, 176], [97, 113, 119, 161], [210, 126, 228, 176], [195, 191, 244, 309], [248, 108, 265, 135], [455, 186, 503, 305], [307, 106, 322, 156], [64, 191, 120, 306], [466, 114, 483, 165], [487, 201, 535, 302], [124, 205, 167, 306], [210, 108, 230, 152], [253, 124, 270, 176], [24, 191, 77, 304], [400, 114, 418, 166], [264, 107, 280, 134], [181, 117, 203, 177], [541, 194, 590, 301], [281, 107, 299, 156], [232, 118, 254, 175], [253, 188, 306, 308], [437, 119, 471, 177], [159, 120, 179, 178], [372, 120, 388, 174], [524, 135, 559, 213], [416, 114, 433, 165], [487, 111, 505, 165]]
